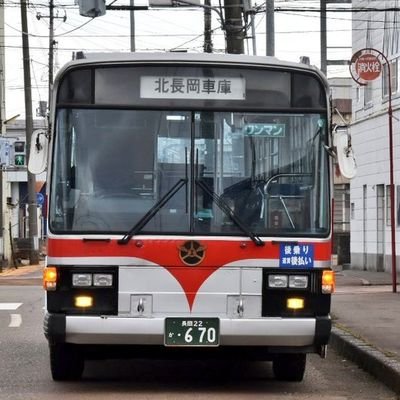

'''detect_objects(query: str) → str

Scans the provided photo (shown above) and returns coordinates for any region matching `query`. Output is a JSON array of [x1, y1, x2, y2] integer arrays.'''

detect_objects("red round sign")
[[354, 53, 382, 81]]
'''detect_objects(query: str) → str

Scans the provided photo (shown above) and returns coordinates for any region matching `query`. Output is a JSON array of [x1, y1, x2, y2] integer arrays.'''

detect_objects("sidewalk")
[[0, 262, 43, 284], [332, 267, 400, 394]]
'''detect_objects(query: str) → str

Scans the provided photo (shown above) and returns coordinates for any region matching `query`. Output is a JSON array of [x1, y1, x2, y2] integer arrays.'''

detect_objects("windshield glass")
[[49, 109, 329, 237]]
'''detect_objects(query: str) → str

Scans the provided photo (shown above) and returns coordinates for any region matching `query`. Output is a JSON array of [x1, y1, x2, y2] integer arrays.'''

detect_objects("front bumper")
[[44, 313, 331, 349]]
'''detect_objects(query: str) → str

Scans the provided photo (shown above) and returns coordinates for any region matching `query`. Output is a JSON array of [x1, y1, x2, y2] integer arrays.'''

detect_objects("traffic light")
[[14, 141, 25, 167], [15, 154, 25, 166]]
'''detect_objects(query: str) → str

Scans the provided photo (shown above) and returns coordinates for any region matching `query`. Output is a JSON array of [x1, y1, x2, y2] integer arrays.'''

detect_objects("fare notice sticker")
[[279, 244, 314, 268]]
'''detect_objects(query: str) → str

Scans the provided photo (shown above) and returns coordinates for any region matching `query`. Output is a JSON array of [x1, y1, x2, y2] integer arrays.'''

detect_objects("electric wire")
[[3, 0, 398, 107]]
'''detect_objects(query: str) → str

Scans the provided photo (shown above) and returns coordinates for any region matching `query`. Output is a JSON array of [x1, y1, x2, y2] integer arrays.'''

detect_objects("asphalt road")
[[0, 285, 397, 400]]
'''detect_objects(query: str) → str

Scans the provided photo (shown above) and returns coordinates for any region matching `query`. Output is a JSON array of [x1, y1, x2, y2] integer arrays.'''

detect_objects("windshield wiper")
[[118, 178, 187, 245], [196, 179, 264, 247]]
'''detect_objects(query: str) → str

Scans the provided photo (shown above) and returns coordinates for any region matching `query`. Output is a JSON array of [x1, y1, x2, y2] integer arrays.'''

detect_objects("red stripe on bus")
[[47, 238, 331, 265], [47, 238, 331, 309]]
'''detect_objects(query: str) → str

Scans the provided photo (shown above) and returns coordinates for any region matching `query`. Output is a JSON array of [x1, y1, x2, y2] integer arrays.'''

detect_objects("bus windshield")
[[50, 108, 329, 237]]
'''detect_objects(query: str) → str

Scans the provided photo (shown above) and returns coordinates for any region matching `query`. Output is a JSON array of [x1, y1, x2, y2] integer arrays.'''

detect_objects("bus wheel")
[[272, 354, 306, 382], [49, 343, 84, 381]]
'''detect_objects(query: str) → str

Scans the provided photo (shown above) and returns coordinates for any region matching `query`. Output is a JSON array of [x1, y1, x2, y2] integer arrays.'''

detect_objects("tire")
[[272, 354, 306, 382], [49, 343, 84, 381]]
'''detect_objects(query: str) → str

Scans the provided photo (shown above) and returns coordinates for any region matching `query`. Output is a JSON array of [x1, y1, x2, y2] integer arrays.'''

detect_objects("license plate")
[[164, 318, 220, 346]]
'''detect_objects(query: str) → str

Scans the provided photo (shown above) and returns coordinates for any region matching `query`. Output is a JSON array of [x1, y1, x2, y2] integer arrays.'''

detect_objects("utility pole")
[[20, 0, 40, 265], [320, 0, 327, 75], [0, 4, 5, 134], [250, 9, 257, 55], [130, 0, 135, 51], [266, 0, 275, 56], [204, 0, 213, 53], [224, 0, 245, 54], [0, 3, 5, 269], [36, 0, 66, 109], [48, 0, 54, 106], [320, 0, 352, 76]]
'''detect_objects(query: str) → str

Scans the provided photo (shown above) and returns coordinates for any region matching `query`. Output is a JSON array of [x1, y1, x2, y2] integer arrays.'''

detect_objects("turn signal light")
[[322, 270, 335, 294], [43, 267, 57, 291]]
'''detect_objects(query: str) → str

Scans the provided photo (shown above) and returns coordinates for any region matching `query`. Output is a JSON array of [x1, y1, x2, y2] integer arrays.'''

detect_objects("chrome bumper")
[[60, 315, 318, 346]]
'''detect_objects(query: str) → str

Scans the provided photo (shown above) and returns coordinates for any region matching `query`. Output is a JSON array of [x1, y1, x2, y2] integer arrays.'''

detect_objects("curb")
[[330, 326, 400, 394]]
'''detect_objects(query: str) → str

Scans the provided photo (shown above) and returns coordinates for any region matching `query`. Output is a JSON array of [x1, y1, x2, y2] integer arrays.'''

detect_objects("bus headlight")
[[268, 274, 308, 289], [72, 273, 92, 287], [72, 273, 113, 287], [93, 274, 113, 287], [268, 275, 288, 288], [289, 275, 308, 289]]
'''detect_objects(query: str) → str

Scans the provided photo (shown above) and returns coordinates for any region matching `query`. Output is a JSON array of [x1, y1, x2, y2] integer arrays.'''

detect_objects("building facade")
[[1, 119, 46, 265], [330, 77, 352, 266], [351, 0, 400, 271]]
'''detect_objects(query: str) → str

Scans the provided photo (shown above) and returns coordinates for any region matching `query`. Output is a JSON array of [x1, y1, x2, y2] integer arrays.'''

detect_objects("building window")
[[334, 184, 350, 232], [364, 82, 373, 107], [397, 185, 400, 227], [382, 59, 398, 98], [386, 185, 392, 226], [383, 2, 400, 57]]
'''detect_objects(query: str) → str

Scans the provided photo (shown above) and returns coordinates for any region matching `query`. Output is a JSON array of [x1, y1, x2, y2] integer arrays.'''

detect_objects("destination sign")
[[140, 76, 246, 100]]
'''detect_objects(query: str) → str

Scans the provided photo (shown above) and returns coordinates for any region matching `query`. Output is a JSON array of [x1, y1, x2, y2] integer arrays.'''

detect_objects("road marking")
[[0, 303, 22, 310], [9, 314, 22, 328]]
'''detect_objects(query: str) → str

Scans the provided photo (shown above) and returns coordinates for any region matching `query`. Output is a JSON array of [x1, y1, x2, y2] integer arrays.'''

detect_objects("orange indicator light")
[[322, 270, 335, 294], [43, 267, 57, 291]]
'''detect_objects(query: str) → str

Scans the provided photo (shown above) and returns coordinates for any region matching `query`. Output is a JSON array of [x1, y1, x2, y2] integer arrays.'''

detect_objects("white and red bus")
[[29, 52, 355, 381]]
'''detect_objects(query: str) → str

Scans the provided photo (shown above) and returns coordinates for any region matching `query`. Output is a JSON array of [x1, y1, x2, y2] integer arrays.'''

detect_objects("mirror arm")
[[35, 129, 50, 151], [345, 135, 353, 157], [36, 133, 43, 151], [324, 145, 336, 158]]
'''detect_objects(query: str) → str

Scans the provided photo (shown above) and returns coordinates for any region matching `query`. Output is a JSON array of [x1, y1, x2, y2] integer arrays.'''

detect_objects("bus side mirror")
[[332, 127, 357, 179], [28, 129, 49, 174]]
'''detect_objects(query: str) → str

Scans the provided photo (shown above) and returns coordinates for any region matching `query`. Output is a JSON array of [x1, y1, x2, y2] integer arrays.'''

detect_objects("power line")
[[1, 1, 390, 41], [275, 7, 400, 13], [4, 24, 395, 45], [274, 10, 384, 24], [3, 17, 95, 38], [2, 0, 385, 97]]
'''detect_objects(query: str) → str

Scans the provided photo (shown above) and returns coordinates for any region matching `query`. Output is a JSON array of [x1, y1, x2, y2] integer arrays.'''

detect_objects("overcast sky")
[[3, 0, 351, 119]]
